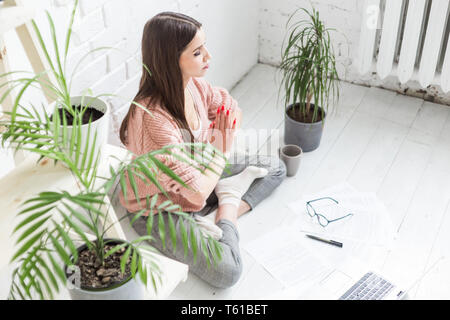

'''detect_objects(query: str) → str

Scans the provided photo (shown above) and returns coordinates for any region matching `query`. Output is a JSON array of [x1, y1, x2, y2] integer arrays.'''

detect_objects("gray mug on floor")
[[278, 144, 302, 177]]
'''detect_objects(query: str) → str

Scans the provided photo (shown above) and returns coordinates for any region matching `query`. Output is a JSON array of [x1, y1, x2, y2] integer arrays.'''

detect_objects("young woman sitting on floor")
[[119, 12, 286, 289]]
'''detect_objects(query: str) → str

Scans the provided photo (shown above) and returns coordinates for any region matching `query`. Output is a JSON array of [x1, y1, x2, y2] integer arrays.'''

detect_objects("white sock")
[[214, 165, 268, 208], [203, 208, 218, 223], [194, 213, 223, 240]]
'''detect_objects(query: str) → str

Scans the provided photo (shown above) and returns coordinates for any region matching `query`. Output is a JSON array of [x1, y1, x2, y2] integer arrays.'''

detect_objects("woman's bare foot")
[[205, 200, 251, 225], [215, 203, 239, 225], [237, 200, 251, 218]]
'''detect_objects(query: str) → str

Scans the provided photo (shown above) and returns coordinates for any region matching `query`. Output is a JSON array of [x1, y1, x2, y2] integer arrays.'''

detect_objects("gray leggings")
[[128, 153, 287, 288]]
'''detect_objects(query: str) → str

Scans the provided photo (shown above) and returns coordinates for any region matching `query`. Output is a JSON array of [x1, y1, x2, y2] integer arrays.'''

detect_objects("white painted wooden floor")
[[135, 63, 450, 299]]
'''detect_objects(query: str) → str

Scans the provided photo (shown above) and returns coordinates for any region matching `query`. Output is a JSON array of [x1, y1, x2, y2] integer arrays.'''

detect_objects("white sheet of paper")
[[244, 226, 332, 288], [287, 183, 395, 246], [249, 183, 397, 295], [262, 257, 373, 300], [297, 229, 390, 271], [284, 182, 396, 273]]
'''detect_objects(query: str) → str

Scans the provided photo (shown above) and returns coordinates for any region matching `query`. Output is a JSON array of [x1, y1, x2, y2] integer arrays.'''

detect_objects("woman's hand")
[[207, 105, 236, 155]]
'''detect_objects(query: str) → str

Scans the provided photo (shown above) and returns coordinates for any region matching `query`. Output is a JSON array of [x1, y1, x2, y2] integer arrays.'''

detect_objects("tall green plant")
[[278, 7, 340, 123], [0, 0, 224, 300]]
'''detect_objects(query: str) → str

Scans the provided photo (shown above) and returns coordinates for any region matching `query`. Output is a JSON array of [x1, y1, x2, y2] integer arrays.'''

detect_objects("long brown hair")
[[119, 12, 202, 146]]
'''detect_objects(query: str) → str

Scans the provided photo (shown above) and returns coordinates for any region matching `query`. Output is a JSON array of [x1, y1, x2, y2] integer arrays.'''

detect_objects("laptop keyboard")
[[339, 272, 394, 300]]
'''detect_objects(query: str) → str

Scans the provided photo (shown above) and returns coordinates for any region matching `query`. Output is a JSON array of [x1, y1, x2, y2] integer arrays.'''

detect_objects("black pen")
[[305, 234, 343, 248]]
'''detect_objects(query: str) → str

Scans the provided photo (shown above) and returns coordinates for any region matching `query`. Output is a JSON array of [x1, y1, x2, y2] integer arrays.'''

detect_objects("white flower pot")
[[51, 96, 110, 169], [67, 275, 146, 300], [65, 240, 147, 300]]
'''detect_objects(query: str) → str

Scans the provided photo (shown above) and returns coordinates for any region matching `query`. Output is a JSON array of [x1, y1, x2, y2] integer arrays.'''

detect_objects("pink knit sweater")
[[119, 77, 241, 215]]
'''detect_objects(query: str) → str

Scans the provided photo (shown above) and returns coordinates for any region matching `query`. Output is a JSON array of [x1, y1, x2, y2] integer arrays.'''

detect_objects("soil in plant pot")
[[287, 103, 324, 123], [74, 244, 132, 289], [51, 105, 104, 125]]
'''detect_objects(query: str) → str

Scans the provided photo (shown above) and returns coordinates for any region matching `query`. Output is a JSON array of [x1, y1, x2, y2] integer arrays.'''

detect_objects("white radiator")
[[358, 0, 450, 92]]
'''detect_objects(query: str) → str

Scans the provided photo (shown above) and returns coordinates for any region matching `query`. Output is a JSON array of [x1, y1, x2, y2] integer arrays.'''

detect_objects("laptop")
[[263, 257, 409, 300], [292, 258, 410, 300], [264, 255, 443, 300], [329, 269, 407, 300]]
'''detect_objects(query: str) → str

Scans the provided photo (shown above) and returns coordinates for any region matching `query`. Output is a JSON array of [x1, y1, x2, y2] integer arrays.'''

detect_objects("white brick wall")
[[68, 0, 258, 147], [18, 0, 446, 170], [259, 0, 363, 80], [78, 0, 109, 15], [72, 7, 105, 44], [259, 0, 450, 105], [2, 0, 259, 155], [70, 54, 108, 94], [91, 63, 127, 96], [65, 40, 93, 76]]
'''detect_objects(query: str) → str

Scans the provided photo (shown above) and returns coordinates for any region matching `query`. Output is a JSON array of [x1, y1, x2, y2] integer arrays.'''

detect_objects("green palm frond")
[[2, 0, 225, 300]]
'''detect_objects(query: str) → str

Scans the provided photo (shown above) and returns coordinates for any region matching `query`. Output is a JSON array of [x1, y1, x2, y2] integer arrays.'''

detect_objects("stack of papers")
[[285, 182, 396, 270], [244, 226, 333, 288], [286, 182, 395, 247], [244, 182, 397, 289]]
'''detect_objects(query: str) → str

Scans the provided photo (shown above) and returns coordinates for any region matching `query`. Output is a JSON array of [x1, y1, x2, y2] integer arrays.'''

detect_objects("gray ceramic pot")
[[278, 144, 303, 177], [284, 103, 326, 152], [65, 239, 146, 300]]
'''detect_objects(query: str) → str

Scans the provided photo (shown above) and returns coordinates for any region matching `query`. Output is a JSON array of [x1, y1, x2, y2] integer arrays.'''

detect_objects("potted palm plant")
[[1, 0, 224, 300], [278, 7, 340, 152]]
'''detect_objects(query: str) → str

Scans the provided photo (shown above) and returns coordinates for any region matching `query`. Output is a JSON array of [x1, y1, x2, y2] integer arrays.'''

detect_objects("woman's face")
[[179, 28, 211, 84]]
